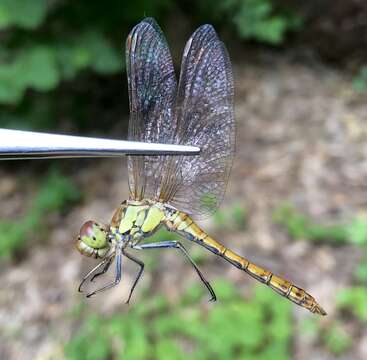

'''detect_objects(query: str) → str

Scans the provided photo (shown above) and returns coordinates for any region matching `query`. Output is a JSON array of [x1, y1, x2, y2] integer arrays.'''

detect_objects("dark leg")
[[123, 251, 145, 304], [133, 241, 216, 302], [86, 250, 122, 298], [90, 256, 114, 283], [78, 256, 112, 293]]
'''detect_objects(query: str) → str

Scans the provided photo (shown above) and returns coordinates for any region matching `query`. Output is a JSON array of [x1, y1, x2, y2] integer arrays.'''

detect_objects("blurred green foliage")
[[206, 0, 303, 45], [0, 0, 47, 29], [0, 0, 173, 130], [337, 287, 367, 323], [0, 1, 126, 105], [65, 281, 292, 360], [273, 203, 367, 287], [352, 65, 367, 92], [354, 253, 367, 282], [0, 169, 80, 259], [273, 203, 367, 245], [213, 202, 247, 231], [302, 318, 353, 356], [301, 284, 366, 356], [323, 323, 353, 355], [0, 0, 303, 131], [275, 202, 367, 356], [148, 228, 177, 243]]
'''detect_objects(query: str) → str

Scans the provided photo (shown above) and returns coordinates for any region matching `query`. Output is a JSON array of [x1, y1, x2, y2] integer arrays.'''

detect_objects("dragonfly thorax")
[[110, 199, 167, 245], [76, 200, 170, 259]]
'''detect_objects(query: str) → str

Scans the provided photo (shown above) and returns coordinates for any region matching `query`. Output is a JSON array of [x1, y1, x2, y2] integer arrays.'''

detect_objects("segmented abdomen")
[[165, 210, 326, 315]]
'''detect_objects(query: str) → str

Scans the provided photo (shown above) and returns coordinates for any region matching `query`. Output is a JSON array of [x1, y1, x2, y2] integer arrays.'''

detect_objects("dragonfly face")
[[76, 221, 111, 259]]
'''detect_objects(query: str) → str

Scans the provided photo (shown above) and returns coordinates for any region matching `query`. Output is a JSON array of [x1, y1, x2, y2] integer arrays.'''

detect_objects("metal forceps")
[[0, 129, 200, 160]]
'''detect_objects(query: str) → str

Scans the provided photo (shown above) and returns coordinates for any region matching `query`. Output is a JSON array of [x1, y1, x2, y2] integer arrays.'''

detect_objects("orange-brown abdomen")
[[166, 211, 326, 316]]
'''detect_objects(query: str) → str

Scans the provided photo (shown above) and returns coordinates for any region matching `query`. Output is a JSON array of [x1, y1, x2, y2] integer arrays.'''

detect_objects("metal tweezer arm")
[[0, 129, 200, 160]]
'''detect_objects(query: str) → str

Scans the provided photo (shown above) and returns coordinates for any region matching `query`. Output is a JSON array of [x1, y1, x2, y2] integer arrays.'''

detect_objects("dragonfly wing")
[[126, 18, 177, 200], [157, 25, 235, 218]]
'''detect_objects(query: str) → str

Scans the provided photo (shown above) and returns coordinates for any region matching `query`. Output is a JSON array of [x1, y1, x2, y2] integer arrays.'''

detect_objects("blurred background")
[[1, 0, 367, 359]]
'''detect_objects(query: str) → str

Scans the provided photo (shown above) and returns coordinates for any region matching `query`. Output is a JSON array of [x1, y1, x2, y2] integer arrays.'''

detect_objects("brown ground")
[[1, 52, 367, 360]]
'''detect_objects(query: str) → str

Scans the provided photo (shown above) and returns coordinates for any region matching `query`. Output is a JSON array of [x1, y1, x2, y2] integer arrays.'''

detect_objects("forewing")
[[157, 25, 235, 218], [126, 18, 177, 200]]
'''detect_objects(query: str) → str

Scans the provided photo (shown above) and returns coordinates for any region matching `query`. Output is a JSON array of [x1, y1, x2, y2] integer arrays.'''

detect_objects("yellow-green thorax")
[[110, 200, 166, 243]]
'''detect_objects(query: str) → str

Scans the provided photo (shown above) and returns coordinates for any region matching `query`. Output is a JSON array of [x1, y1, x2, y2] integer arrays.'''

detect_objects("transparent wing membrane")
[[127, 19, 235, 218], [161, 25, 235, 217], [126, 18, 177, 200]]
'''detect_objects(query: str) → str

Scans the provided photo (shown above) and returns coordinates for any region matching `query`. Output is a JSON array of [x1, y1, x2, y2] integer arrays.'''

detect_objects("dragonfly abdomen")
[[166, 210, 326, 316]]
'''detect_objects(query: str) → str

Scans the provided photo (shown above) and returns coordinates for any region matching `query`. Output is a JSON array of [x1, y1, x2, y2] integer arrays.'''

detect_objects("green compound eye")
[[76, 221, 110, 258], [80, 221, 107, 249]]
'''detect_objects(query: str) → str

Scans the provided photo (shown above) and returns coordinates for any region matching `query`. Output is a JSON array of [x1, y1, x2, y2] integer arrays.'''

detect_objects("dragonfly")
[[76, 18, 326, 316]]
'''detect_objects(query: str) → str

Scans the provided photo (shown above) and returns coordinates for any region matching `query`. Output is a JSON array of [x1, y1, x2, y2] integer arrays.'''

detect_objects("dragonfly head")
[[76, 221, 110, 258]]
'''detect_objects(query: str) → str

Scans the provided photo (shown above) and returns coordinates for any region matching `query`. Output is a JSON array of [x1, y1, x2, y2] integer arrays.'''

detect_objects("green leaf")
[[324, 323, 352, 355], [21, 46, 60, 91], [0, 169, 80, 259], [65, 280, 292, 359], [354, 256, 367, 282], [0, 0, 47, 30], [231, 202, 247, 230], [155, 339, 185, 360], [0, 221, 28, 259], [260, 341, 290, 360], [300, 317, 321, 336], [34, 169, 81, 212], [347, 216, 367, 245], [337, 287, 367, 322], [253, 17, 288, 45], [123, 321, 150, 360], [229, 0, 302, 45], [84, 32, 121, 74], [0, 46, 59, 104], [212, 280, 237, 300], [0, 32, 120, 104], [352, 66, 367, 92], [0, 64, 24, 103], [212, 210, 227, 228], [273, 203, 349, 244], [64, 317, 111, 360]]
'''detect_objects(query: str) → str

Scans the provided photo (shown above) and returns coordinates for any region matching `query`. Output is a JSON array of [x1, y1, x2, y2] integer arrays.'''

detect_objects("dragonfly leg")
[[90, 256, 114, 283], [133, 240, 216, 302], [86, 249, 122, 298], [123, 251, 145, 304], [78, 256, 112, 293]]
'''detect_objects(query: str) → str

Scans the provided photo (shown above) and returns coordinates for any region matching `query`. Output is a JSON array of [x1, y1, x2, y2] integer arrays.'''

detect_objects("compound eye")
[[78, 221, 109, 250], [79, 221, 95, 239]]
